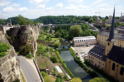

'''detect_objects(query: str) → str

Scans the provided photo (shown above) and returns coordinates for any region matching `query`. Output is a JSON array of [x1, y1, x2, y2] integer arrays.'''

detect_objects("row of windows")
[[75, 39, 96, 42], [112, 63, 124, 76], [75, 43, 96, 46]]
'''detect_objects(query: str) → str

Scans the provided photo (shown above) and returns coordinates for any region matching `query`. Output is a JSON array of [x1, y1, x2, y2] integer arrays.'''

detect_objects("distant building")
[[120, 16, 124, 23], [94, 17, 105, 27], [72, 36, 96, 47], [106, 16, 120, 24]]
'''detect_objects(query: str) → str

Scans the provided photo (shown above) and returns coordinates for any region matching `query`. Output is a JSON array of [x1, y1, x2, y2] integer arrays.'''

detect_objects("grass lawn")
[[39, 61, 47, 69], [38, 34, 46, 40], [50, 38, 58, 42], [106, 24, 111, 27]]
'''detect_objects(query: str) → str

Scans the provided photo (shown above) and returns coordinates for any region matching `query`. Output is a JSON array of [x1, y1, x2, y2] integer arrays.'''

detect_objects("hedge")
[[56, 51, 75, 78]]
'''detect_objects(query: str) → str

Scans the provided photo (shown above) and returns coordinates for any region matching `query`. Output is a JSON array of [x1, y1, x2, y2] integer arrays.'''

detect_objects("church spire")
[[107, 7, 115, 41]]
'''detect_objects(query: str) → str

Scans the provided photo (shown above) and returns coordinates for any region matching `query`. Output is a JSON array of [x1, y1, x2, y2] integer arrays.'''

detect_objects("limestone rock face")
[[0, 30, 21, 82], [8, 25, 40, 55], [0, 47, 21, 82], [19, 25, 40, 55]]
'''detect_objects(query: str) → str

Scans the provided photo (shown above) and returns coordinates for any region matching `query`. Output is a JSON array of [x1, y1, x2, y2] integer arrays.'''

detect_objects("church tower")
[[105, 8, 116, 56]]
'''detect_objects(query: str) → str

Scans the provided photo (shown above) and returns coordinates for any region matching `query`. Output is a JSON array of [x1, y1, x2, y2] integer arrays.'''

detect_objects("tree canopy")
[[69, 25, 83, 37], [89, 77, 107, 82], [71, 78, 82, 82]]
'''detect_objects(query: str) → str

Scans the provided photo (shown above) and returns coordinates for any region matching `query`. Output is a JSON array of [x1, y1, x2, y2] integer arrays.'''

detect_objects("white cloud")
[[97, 3, 109, 8], [91, 0, 104, 6], [3, 6, 28, 12], [3, 6, 15, 12], [29, 0, 49, 5], [65, 4, 77, 10], [68, 0, 83, 3], [79, 4, 90, 8], [18, 7, 28, 11], [10, 3, 20, 7], [36, 5, 45, 8], [55, 3, 63, 8], [0, 0, 11, 7]]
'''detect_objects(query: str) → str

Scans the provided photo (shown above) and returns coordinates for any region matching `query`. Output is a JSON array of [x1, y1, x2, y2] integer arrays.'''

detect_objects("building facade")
[[72, 36, 96, 47]]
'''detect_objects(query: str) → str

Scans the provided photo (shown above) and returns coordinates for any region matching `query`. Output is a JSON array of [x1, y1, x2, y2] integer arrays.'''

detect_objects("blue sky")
[[0, 0, 124, 19]]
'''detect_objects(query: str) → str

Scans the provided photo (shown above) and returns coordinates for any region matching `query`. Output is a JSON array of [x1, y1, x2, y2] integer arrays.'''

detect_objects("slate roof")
[[89, 44, 107, 61], [107, 45, 124, 65], [98, 31, 124, 40]]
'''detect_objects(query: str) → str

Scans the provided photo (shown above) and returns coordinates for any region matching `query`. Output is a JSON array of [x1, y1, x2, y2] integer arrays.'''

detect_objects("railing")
[[33, 59, 44, 82]]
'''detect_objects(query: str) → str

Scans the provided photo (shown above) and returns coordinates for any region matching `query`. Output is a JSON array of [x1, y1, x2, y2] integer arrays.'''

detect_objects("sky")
[[0, 0, 124, 19]]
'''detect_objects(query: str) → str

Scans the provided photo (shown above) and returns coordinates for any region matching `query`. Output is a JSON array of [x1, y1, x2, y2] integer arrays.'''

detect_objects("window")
[[108, 42, 109, 46], [112, 63, 115, 71], [120, 67, 124, 75]]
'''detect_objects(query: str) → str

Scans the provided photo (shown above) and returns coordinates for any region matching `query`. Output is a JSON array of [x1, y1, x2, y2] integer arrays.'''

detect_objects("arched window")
[[120, 67, 124, 75], [112, 63, 115, 71]]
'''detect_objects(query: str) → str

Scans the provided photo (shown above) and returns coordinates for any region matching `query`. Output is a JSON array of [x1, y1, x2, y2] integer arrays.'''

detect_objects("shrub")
[[57, 74, 62, 78], [26, 54, 33, 58], [0, 43, 10, 58], [50, 56, 58, 63], [41, 71, 48, 78], [19, 44, 32, 55], [63, 75, 68, 80], [53, 42, 61, 48], [55, 77, 64, 82], [0, 43, 10, 52]]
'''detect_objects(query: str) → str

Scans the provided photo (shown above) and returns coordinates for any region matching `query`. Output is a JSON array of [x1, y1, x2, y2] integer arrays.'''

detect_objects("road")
[[17, 56, 41, 82]]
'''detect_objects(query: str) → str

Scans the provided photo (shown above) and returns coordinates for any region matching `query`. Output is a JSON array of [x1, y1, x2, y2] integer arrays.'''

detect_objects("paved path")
[[17, 56, 41, 82]]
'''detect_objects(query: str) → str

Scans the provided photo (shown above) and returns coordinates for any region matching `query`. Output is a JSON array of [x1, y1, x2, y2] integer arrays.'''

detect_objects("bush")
[[26, 54, 33, 58], [19, 44, 32, 55], [0, 43, 10, 58], [50, 56, 58, 63], [41, 71, 48, 78], [54, 42, 61, 48], [63, 75, 68, 80], [57, 74, 62, 78], [55, 77, 64, 82], [0, 43, 10, 52]]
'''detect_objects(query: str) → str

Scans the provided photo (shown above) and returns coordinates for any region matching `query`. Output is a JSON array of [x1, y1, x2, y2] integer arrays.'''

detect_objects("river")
[[60, 50, 92, 82]]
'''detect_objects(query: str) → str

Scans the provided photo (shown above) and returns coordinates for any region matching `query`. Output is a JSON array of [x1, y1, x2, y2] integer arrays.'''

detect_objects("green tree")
[[44, 76, 55, 82], [50, 56, 58, 63], [55, 77, 64, 82], [0, 19, 5, 24], [19, 44, 32, 55], [89, 77, 107, 82], [69, 25, 83, 37], [50, 28, 52, 33], [53, 42, 61, 48], [71, 78, 82, 82], [17, 15, 27, 25], [89, 18, 94, 23], [55, 32, 62, 38]]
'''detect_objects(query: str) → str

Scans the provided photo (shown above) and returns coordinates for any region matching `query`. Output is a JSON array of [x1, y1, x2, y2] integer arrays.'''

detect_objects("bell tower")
[[105, 8, 116, 56]]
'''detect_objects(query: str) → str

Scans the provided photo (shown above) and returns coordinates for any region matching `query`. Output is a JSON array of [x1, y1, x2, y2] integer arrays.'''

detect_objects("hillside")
[[34, 16, 92, 24], [5, 16, 33, 25]]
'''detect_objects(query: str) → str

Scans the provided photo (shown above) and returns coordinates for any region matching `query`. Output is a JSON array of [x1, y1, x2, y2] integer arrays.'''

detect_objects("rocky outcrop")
[[0, 27, 21, 82], [7, 25, 40, 55], [0, 46, 21, 82]]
